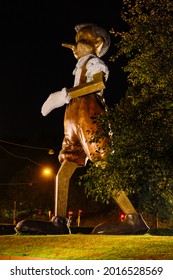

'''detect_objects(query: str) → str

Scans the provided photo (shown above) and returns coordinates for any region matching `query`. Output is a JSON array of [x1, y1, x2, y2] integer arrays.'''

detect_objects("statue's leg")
[[112, 190, 137, 214], [55, 160, 78, 217]]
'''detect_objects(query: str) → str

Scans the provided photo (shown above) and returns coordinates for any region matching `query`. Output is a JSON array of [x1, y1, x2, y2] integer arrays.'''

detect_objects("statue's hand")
[[41, 87, 70, 116]]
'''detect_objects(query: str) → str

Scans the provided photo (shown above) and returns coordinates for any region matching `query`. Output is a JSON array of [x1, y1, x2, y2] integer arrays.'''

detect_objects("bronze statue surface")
[[42, 23, 110, 166]]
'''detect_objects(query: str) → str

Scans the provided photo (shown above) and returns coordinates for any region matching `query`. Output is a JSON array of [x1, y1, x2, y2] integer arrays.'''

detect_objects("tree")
[[80, 0, 173, 225], [111, 0, 173, 97]]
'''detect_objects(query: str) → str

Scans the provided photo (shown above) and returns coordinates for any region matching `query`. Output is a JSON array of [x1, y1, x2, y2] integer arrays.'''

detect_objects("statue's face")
[[73, 29, 96, 59], [62, 27, 104, 59]]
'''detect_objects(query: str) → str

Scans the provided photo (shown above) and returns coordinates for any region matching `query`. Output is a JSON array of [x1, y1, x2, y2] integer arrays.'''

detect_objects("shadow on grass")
[[149, 229, 173, 236]]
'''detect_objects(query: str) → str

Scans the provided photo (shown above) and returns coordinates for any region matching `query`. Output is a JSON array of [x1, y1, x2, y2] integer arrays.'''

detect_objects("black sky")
[[0, 1, 126, 144]]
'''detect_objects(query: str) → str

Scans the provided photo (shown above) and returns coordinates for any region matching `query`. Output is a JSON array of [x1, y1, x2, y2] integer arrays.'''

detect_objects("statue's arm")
[[41, 58, 109, 116], [67, 72, 105, 99], [68, 57, 109, 99]]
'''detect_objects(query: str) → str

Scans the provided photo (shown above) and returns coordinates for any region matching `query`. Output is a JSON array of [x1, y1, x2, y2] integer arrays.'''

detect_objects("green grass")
[[0, 234, 173, 260]]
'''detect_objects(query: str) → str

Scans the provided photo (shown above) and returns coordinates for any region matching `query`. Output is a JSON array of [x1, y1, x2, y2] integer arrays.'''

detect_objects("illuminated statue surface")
[[42, 23, 110, 166], [41, 23, 149, 235]]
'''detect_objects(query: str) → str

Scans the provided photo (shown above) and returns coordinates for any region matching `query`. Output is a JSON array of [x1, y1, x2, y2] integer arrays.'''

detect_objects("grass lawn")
[[0, 233, 173, 260]]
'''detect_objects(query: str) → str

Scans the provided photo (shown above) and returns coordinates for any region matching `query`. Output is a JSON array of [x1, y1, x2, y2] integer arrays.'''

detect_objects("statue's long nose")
[[61, 43, 75, 50]]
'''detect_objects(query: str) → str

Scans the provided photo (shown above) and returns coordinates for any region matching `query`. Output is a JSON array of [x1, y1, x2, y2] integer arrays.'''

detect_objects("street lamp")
[[42, 167, 52, 176]]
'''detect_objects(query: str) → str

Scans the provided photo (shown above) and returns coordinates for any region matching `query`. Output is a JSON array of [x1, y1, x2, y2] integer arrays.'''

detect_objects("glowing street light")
[[42, 168, 52, 176]]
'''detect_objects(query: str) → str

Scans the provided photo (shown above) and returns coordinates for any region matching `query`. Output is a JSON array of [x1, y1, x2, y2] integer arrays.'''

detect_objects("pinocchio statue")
[[41, 23, 149, 234]]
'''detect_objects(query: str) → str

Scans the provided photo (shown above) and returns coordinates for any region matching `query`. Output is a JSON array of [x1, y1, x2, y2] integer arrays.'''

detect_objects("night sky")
[[0, 1, 127, 154]]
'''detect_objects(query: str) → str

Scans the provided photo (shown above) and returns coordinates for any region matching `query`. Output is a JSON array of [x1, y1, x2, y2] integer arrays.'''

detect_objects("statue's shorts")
[[58, 93, 108, 166]]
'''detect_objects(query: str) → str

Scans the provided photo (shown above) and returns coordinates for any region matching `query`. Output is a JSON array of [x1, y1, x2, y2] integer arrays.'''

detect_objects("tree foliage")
[[111, 0, 173, 96], [81, 0, 173, 217]]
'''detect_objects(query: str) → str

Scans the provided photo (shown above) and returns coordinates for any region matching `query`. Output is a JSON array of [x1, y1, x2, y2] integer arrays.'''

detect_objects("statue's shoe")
[[92, 213, 150, 235]]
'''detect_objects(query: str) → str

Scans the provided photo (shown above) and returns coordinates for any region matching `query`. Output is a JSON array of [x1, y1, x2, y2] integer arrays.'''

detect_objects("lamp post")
[[13, 201, 17, 225]]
